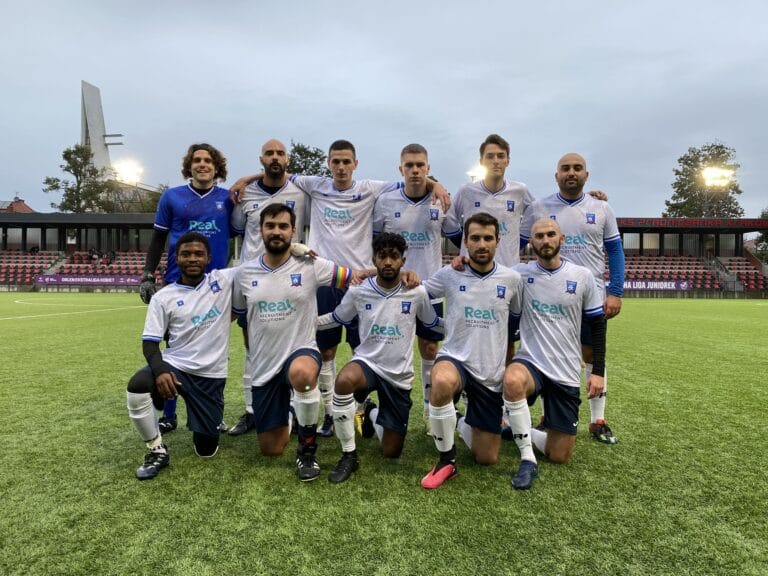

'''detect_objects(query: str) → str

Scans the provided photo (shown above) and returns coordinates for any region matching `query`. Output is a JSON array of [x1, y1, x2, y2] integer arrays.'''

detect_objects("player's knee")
[[474, 451, 498, 466], [127, 369, 161, 411], [381, 437, 405, 459], [547, 444, 573, 465], [335, 372, 356, 395], [193, 433, 219, 457], [502, 369, 526, 400]]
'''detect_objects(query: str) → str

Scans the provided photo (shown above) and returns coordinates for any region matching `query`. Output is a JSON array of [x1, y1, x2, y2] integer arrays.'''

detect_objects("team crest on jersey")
[[395, 211, 401, 218], [252, 202, 259, 209], [286, 200, 295, 209], [401, 301, 412, 314], [216, 201, 224, 211], [351, 193, 362, 201], [459, 285, 466, 292], [506, 200, 515, 212], [365, 303, 372, 310], [251, 280, 258, 287], [496, 285, 506, 299], [549, 215, 557, 221], [586, 213, 596, 224], [429, 209, 439, 220], [566, 280, 577, 294], [176, 299, 184, 307], [210, 280, 221, 293], [290, 273, 302, 287]]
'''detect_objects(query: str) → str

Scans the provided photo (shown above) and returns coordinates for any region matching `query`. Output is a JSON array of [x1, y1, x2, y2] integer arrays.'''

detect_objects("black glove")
[[139, 272, 157, 304]]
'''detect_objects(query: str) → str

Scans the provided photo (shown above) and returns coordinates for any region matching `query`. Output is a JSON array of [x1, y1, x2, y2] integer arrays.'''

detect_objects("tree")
[[755, 206, 768, 262], [287, 140, 331, 176], [43, 144, 119, 213], [663, 142, 744, 218]]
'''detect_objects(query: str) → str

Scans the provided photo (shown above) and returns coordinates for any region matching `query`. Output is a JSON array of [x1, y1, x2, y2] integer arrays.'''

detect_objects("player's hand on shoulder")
[[450, 255, 468, 271], [229, 173, 262, 204], [290, 243, 317, 259], [400, 269, 421, 288], [588, 190, 608, 201], [139, 272, 156, 304]]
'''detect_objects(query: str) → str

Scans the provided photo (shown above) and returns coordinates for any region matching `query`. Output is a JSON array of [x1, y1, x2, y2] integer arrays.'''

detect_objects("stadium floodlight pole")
[[701, 166, 734, 218], [466, 163, 487, 183], [112, 159, 144, 185]]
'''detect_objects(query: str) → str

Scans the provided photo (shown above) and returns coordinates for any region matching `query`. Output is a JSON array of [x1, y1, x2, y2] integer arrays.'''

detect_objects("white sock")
[[293, 387, 320, 428], [421, 358, 434, 417], [318, 360, 336, 417], [531, 427, 547, 454], [585, 363, 607, 423], [369, 407, 384, 442], [504, 398, 536, 463], [332, 392, 356, 452], [457, 415, 472, 450], [243, 356, 253, 413], [127, 392, 160, 443], [429, 403, 456, 453]]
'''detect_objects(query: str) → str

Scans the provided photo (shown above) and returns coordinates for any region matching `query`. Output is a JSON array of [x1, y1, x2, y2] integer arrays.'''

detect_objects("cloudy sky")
[[3, 1, 766, 217]]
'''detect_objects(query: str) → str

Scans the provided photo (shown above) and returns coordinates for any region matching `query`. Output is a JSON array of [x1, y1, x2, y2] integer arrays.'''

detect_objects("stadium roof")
[[616, 217, 768, 234], [0, 212, 154, 227]]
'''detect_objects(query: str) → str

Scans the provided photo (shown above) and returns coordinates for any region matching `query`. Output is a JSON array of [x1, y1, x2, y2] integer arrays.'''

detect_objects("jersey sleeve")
[[330, 287, 358, 326], [231, 202, 246, 236], [508, 274, 523, 319], [314, 257, 352, 289], [372, 195, 386, 235], [443, 188, 463, 238], [422, 267, 448, 299], [142, 297, 168, 342], [290, 174, 324, 195], [368, 180, 401, 197], [583, 273, 605, 318], [520, 201, 535, 242], [414, 287, 439, 328], [154, 190, 173, 231], [231, 270, 246, 317]]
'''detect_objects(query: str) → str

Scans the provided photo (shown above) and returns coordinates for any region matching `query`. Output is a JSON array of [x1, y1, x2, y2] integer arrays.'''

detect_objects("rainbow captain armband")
[[332, 265, 352, 288]]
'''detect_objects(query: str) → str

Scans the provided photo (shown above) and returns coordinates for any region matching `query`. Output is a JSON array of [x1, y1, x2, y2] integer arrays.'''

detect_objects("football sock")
[[531, 427, 547, 454], [127, 392, 160, 443], [504, 398, 536, 463], [456, 415, 473, 450], [421, 358, 434, 417], [585, 363, 607, 423], [163, 397, 177, 420], [429, 403, 456, 453], [332, 392, 356, 452], [369, 407, 384, 442], [293, 387, 320, 428], [243, 355, 253, 412], [318, 360, 336, 417]]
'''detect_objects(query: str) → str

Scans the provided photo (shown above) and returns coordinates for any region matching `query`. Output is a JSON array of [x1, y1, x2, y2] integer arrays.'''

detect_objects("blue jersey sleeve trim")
[[142, 336, 163, 343]]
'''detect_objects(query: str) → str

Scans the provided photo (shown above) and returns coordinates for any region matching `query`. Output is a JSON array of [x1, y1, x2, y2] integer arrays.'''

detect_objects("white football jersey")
[[231, 180, 309, 262], [330, 279, 437, 390], [423, 263, 522, 391], [232, 255, 350, 386], [521, 193, 621, 297], [372, 189, 448, 281], [142, 268, 237, 378], [444, 179, 534, 266], [513, 260, 604, 387], [291, 175, 399, 269]]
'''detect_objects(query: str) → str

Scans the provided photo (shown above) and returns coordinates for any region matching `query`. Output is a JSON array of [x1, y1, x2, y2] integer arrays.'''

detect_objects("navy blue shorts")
[[251, 348, 322, 433], [416, 301, 444, 342], [350, 360, 412, 436], [513, 359, 581, 435], [316, 286, 360, 350], [508, 314, 520, 343], [434, 356, 503, 434], [141, 366, 225, 437]]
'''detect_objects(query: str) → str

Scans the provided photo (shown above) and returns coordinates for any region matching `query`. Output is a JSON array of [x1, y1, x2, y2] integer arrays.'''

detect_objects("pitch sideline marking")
[[0, 305, 144, 321]]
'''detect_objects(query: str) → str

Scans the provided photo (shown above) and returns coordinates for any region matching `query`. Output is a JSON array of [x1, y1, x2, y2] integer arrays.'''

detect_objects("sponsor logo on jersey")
[[401, 230, 432, 242], [370, 324, 403, 336], [429, 209, 439, 220], [464, 306, 499, 321], [176, 299, 185, 307], [564, 234, 587, 246], [188, 220, 221, 232], [459, 285, 466, 292], [290, 273, 302, 287], [496, 285, 506, 299], [210, 280, 221, 293], [527, 277, 535, 284], [531, 299, 566, 316], [566, 280, 577, 294], [252, 202, 259, 209], [586, 213, 596, 224], [251, 280, 258, 287], [351, 193, 362, 201], [323, 207, 353, 220], [506, 200, 515, 212], [549, 215, 557, 220], [401, 301, 412, 314], [216, 201, 224, 211], [365, 303, 372, 310], [257, 299, 297, 313], [395, 211, 401, 218], [192, 305, 222, 327]]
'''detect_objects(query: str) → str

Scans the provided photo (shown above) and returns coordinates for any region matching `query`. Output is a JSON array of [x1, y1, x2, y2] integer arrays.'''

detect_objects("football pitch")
[[1, 293, 766, 575]]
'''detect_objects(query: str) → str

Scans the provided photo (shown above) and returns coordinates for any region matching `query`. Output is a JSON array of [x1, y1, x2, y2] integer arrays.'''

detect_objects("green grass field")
[[1, 293, 767, 575]]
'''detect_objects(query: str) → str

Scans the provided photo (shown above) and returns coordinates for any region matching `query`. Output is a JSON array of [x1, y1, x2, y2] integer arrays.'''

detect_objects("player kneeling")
[[126, 232, 237, 480], [321, 233, 440, 483]]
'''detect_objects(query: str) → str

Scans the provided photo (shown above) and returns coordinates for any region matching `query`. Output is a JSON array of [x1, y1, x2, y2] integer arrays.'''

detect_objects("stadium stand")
[[0, 250, 58, 285], [55, 251, 167, 279], [720, 256, 766, 291], [623, 255, 722, 289]]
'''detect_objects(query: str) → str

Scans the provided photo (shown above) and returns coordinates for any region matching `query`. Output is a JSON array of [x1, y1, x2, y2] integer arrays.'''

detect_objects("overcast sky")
[[3, 1, 766, 217]]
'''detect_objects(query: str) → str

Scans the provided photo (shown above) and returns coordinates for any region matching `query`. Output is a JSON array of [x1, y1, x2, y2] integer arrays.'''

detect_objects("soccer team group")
[[126, 134, 625, 490]]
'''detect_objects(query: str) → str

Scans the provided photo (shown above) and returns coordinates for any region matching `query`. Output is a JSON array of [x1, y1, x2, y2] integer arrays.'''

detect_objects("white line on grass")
[[0, 306, 144, 321], [13, 299, 125, 307]]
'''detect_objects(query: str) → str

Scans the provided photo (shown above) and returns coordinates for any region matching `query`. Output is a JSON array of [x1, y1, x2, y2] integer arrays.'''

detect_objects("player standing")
[[520, 153, 624, 444]]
